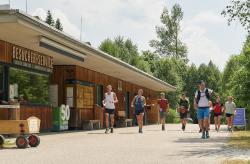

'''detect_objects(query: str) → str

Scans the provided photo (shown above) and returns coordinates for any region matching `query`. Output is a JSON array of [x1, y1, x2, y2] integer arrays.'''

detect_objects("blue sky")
[[1, 0, 247, 70]]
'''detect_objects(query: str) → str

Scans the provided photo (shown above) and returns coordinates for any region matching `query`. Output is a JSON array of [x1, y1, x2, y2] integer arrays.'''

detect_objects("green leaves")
[[222, 0, 250, 32], [150, 4, 187, 61]]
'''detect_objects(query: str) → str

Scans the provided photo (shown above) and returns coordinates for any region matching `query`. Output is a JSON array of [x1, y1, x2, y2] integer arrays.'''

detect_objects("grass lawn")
[[222, 160, 250, 164], [227, 131, 250, 149]]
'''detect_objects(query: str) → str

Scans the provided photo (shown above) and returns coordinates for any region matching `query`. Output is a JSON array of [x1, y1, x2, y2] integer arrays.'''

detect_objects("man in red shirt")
[[157, 92, 169, 131]]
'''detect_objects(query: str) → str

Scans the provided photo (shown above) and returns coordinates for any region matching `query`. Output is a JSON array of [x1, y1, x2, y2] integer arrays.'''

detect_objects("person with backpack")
[[224, 96, 236, 132], [102, 85, 118, 134], [178, 93, 190, 131], [213, 96, 224, 132], [157, 92, 169, 131], [194, 81, 213, 139], [131, 89, 146, 133]]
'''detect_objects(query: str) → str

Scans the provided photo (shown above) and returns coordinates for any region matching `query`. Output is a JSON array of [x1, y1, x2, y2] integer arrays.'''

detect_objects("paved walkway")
[[0, 124, 249, 164]]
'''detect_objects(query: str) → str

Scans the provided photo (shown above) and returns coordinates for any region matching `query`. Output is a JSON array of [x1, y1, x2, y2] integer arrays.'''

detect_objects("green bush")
[[166, 109, 180, 123]]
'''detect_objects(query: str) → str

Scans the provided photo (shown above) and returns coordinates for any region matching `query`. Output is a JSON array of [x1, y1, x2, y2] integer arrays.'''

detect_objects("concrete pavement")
[[0, 124, 249, 164]]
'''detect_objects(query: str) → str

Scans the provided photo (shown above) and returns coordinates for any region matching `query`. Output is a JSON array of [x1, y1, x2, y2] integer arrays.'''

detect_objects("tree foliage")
[[150, 4, 188, 61], [55, 18, 63, 31], [45, 10, 64, 31], [222, 0, 250, 32], [45, 10, 55, 26]]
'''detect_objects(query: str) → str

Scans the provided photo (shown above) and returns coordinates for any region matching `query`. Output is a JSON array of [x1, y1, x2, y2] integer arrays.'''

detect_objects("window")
[[9, 67, 49, 104]]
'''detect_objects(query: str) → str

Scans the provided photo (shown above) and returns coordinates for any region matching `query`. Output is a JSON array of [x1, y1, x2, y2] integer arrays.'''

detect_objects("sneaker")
[[201, 132, 206, 139], [182, 124, 185, 131], [206, 131, 210, 139], [215, 127, 218, 131], [110, 128, 114, 133], [105, 128, 109, 134], [139, 128, 143, 133], [199, 129, 202, 133], [162, 125, 165, 131], [183, 125, 186, 131]]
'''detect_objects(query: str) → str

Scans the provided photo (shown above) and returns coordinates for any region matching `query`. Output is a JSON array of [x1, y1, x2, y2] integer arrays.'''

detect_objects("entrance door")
[[125, 92, 130, 118]]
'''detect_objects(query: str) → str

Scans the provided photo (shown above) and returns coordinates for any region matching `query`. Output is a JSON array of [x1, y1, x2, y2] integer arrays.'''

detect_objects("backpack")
[[196, 88, 210, 103]]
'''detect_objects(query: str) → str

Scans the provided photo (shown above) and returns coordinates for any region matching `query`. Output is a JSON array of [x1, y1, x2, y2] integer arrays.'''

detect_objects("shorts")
[[180, 112, 188, 119], [105, 108, 115, 115], [197, 107, 210, 120], [226, 113, 233, 117], [135, 109, 144, 115], [214, 112, 221, 117], [160, 111, 166, 119]]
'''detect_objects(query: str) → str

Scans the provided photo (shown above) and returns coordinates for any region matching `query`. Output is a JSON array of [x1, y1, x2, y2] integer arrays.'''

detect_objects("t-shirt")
[[157, 99, 168, 112], [213, 102, 223, 114], [179, 98, 189, 113], [225, 101, 236, 114], [195, 88, 213, 108]]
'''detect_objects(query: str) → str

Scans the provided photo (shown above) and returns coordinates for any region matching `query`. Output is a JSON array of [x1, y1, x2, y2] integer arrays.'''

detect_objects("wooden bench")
[[82, 120, 101, 131], [116, 111, 133, 127]]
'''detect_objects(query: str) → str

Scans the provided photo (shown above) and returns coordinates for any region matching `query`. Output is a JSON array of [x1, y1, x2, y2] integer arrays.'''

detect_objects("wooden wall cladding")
[[0, 40, 12, 64], [20, 105, 52, 131], [52, 65, 159, 125]]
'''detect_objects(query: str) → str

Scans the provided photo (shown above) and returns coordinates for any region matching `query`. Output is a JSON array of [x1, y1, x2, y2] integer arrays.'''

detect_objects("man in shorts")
[[103, 85, 118, 134], [194, 81, 213, 139], [157, 92, 169, 131], [178, 93, 189, 131]]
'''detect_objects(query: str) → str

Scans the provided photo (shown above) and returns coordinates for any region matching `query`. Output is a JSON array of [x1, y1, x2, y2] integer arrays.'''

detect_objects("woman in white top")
[[224, 96, 236, 132], [102, 85, 118, 134]]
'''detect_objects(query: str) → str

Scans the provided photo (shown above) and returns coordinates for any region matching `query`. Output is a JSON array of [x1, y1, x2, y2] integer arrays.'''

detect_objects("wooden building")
[[0, 9, 176, 131]]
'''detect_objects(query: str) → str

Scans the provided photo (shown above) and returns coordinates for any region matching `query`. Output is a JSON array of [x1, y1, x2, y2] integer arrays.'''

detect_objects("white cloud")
[[32, 8, 81, 40], [181, 10, 229, 70]]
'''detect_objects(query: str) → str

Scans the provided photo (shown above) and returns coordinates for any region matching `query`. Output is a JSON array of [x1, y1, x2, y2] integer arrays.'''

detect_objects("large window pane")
[[9, 67, 49, 104]]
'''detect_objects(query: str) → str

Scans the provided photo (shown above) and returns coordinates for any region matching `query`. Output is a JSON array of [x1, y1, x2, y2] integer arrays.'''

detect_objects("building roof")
[[0, 9, 176, 92]]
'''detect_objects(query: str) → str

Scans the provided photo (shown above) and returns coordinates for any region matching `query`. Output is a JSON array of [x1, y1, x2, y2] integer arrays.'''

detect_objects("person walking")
[[194, 81, 213, 139], [103, 85, 118, 134], [213, 96, 224, 132], [178, 93, 189, 131], [131, 89, 146, 133], [224, 96, 236, 132], [157, 92, 169, 131]]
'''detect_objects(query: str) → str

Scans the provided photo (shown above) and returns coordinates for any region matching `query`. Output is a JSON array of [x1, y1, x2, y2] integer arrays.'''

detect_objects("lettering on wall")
[[11, 45, 53, 73]]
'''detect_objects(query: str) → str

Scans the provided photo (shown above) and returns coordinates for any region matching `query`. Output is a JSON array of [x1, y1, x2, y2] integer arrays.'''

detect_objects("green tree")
[[150, 4, 188, 61], [222, 0, 250, 32], [99, 36, 151, 73], [55, 18, 63, 31], [45, 10, 55, 26]]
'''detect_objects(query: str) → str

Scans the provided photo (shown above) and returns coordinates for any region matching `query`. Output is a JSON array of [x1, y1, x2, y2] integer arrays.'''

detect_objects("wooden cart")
[[0, 116, 41, 149]]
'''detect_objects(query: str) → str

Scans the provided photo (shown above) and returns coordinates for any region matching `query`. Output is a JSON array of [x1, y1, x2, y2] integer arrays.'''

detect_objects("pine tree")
[[45, 10, 55, 26], [55, 18, 63, 31]]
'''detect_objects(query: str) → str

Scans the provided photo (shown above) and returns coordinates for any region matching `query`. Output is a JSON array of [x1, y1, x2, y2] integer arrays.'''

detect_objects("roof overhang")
[[0, 9, 176, 92]]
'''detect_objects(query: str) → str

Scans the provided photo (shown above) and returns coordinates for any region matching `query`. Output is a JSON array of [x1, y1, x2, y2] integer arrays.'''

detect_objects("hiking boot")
[[201, 132, 206, 139], [206, 131, 210, 139], [162, 125, 165, 131], [110, 128, 114, 133], [139, 128, 143, 133], [105, 128, 109, 134]]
